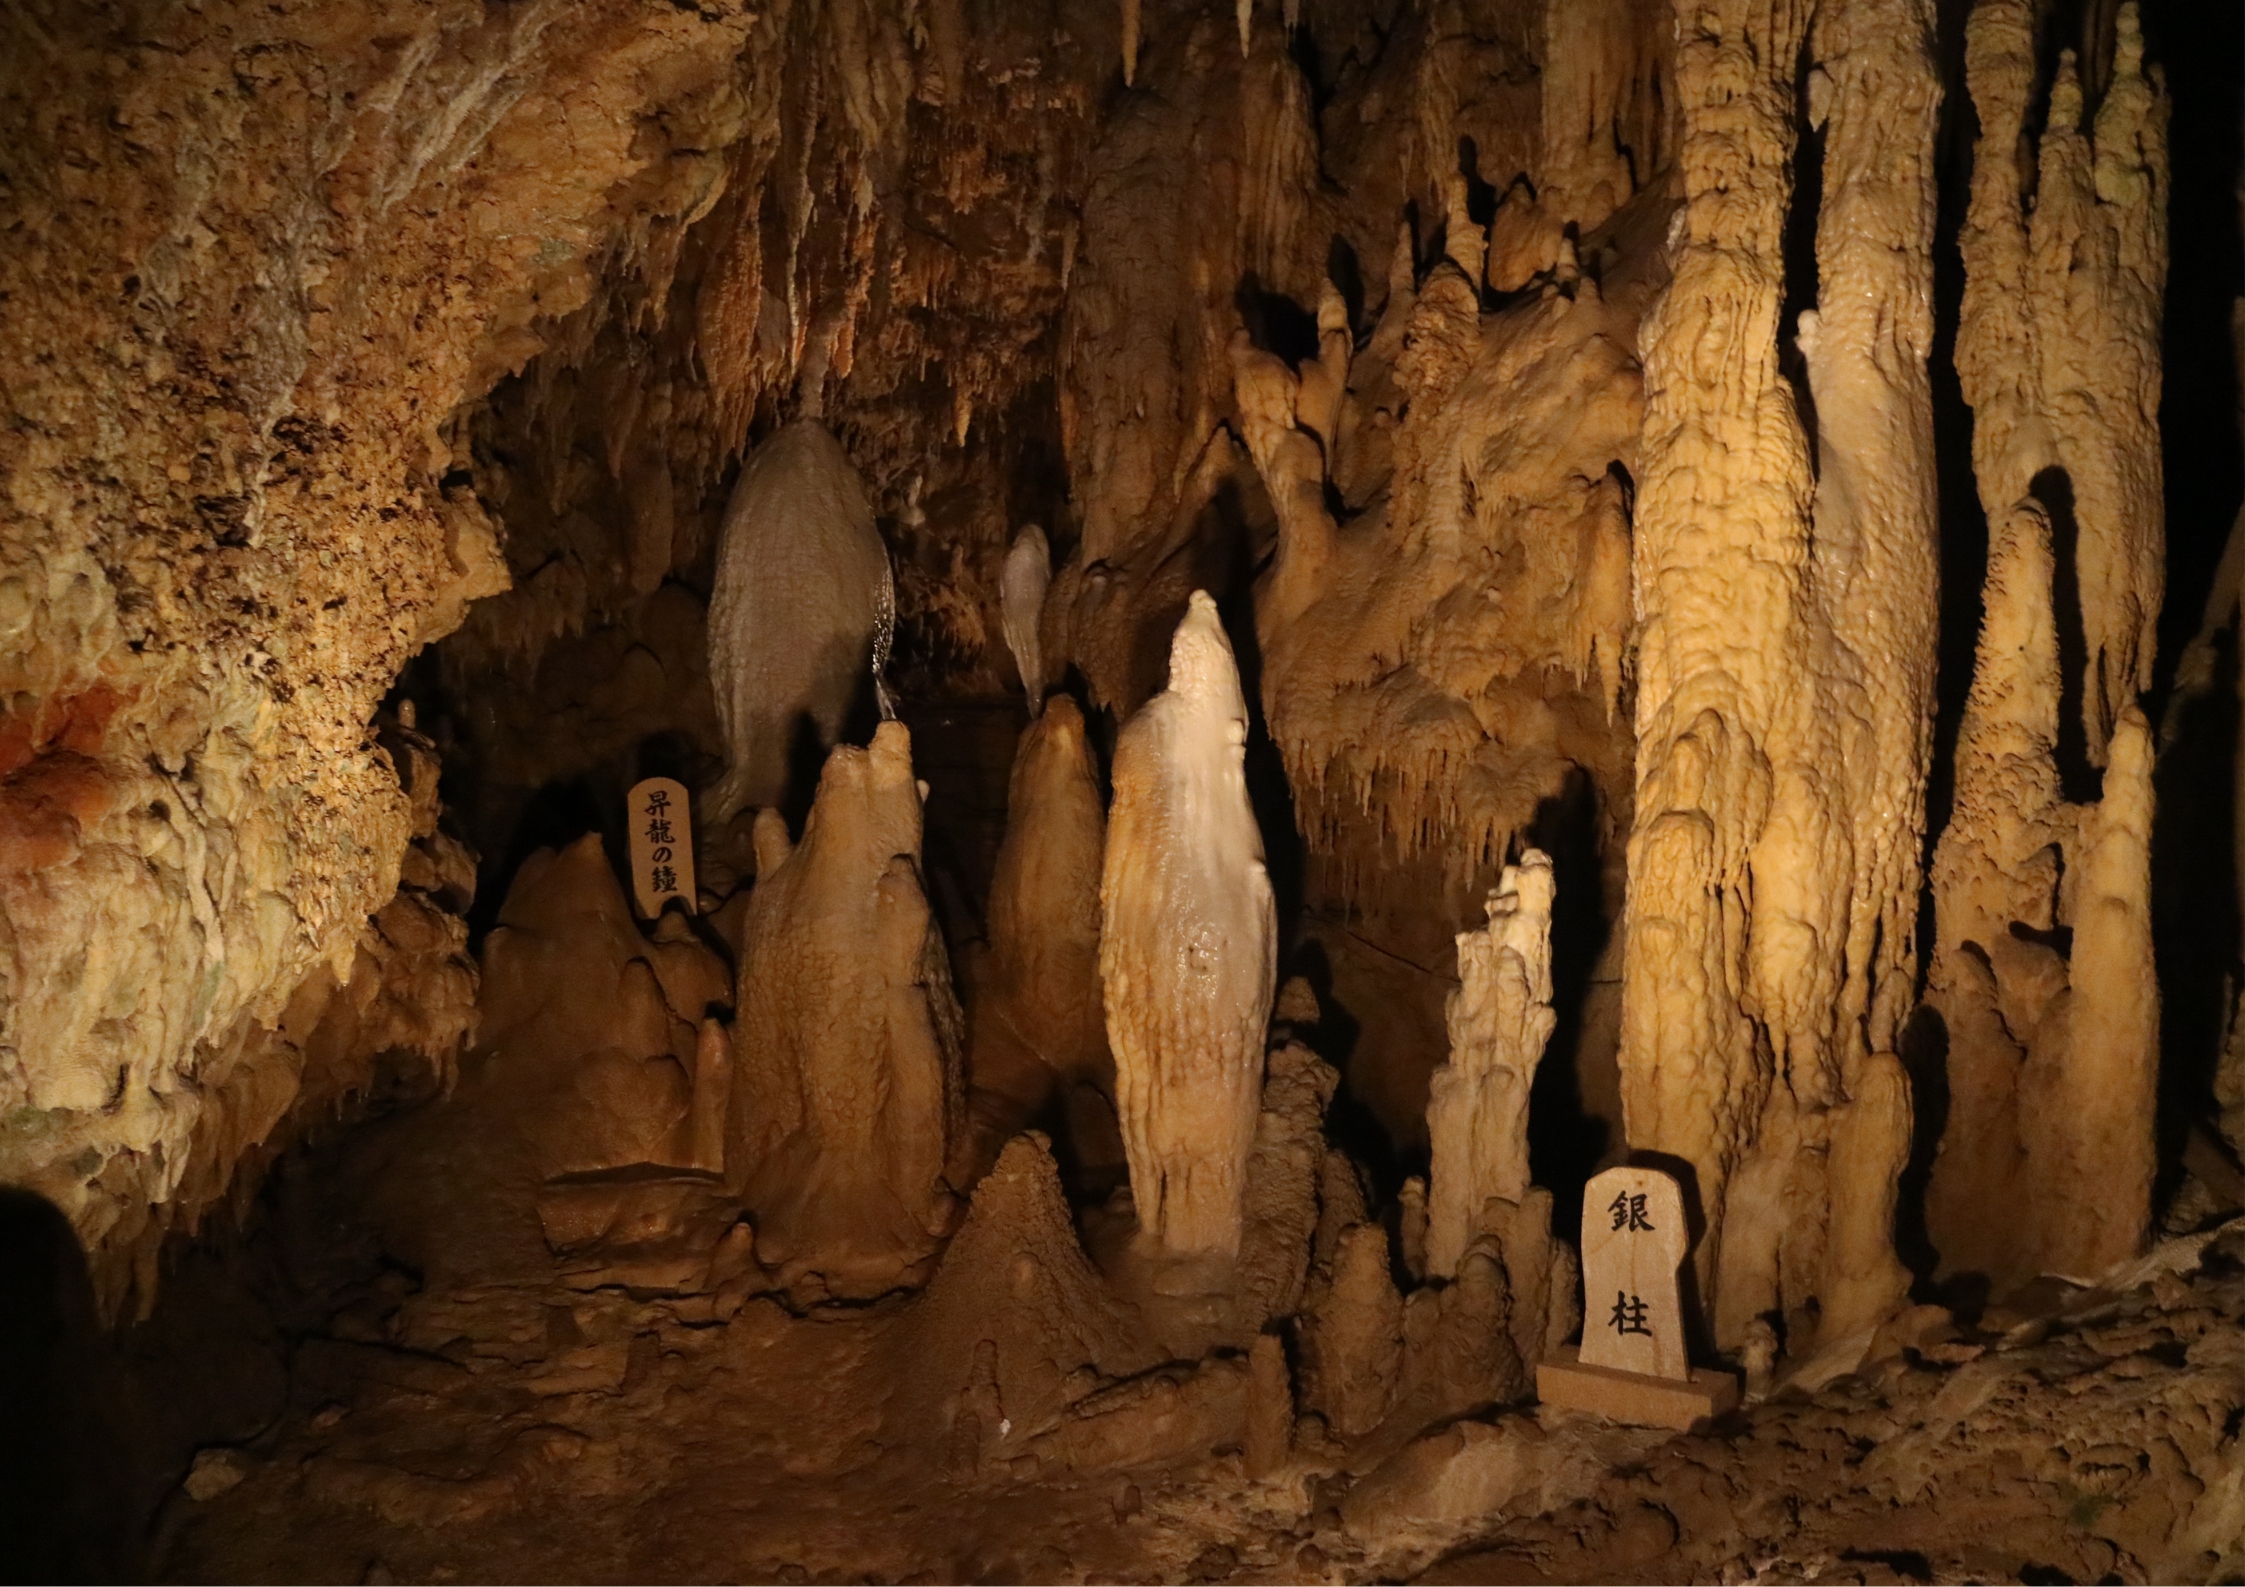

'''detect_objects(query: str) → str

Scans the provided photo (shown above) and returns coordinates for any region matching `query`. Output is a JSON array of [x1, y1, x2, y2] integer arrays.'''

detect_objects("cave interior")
[[3, 0, 2245, 1581]]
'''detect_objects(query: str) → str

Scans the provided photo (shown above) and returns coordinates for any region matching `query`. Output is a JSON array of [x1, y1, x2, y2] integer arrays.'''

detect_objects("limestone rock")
[[891, 1133, 1156, 1469], [1233, 1041, 1341, 1337], [1298, 1221, 1402, 1441]]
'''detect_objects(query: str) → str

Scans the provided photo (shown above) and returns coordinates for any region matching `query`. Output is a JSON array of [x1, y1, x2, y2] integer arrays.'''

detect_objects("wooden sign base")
[[1536, 1346, 1740, 1431]]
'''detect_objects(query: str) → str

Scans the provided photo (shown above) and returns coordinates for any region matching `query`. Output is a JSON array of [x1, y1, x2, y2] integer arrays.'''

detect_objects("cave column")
[[1924, 0, 2168, 1287], [1620, 0, 1938, 1352]]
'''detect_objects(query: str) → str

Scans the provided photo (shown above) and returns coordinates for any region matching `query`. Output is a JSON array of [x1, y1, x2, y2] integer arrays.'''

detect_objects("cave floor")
[[151, 1220, 2245, 1586]]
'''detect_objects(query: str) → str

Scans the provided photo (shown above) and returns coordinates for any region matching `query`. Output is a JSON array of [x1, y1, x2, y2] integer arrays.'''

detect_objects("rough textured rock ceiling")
[[2, 0, 2243, 1579]]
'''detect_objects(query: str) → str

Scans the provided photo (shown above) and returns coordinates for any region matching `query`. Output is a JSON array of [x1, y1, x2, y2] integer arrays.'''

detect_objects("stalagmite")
[[1100, 592, 1277, 1271], [706, 422, 892, 820], [968, 696, 1111, 1158], [1923, 502, 2065, 1276], [1816, 1053, 1915, 1347], [1001, 525, 1052, 711], [724, 722, 965, 1302], [1299, 1223, 1403, 1439], [2020, 705, 2159, 1279], [1618, 0, 1936, 1350], [1426, 851, 1557, 1280]]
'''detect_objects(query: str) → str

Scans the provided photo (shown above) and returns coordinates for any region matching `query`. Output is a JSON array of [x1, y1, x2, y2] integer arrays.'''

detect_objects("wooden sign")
[[628, 777, 697, 918], [1578, 1165, 1689, 1380], [1535, 1163, 1739, 1430]]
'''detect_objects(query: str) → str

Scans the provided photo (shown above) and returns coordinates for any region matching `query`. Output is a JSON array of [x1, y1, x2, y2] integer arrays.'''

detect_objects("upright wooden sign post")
[[1536, 1164, 1740, 1430], [628, 777, 697, 919]]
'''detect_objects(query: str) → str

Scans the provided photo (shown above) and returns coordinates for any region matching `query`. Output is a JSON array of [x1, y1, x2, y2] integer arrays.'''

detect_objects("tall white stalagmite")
[[1001, 525, 1052, 712], [706, 422, 891, 820], [1425, 851, 1557, 1281], [1100, 591, 1278, 1267]]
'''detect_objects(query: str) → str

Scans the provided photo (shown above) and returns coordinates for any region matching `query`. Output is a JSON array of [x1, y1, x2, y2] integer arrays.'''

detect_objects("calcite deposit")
[[1100, 592, 1278, 1273], [4, 0, 2239, 1582]]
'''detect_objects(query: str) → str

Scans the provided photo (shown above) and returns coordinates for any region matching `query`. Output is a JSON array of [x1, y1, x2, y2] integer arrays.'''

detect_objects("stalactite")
[[1002, 525, 1052, 711], [706, 422, 892, 821], [1100, 593, 1277, 1271]]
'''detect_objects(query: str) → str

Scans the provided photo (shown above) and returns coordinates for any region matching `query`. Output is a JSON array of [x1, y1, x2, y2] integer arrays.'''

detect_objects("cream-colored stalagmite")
[[706, 422, 892, 820], [1425, 851, 1557, 1280], [1924, 0, 2168, 1287], [1100, 592, 1278, 1269], [1620, 0, 1936, 1351], [1001, 525, 1052, 712], [725, 723, 965, 1303]]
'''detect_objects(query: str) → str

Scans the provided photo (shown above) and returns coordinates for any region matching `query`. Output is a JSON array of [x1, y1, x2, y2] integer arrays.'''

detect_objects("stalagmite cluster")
[[1427, 851, 1558, 1280]]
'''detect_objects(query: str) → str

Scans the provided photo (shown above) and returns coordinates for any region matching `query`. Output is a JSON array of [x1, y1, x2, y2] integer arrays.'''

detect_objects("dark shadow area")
[[1895, 1002, 1953, 1292], [1918, 0, 1996, 994], [1234, 270, 1321, 366], [1776, 36, 1827, 471], [0, 1189, 126, 1583], [2154, 620, 2244, 1210], [2027, 465, 2105, 805], [1326, 233, 1366, 337], [1523, 772, 1617, 1254], [2144, 0, 2244, 697], [1455, 136, 1499, 234], [469, 775, 611, 944]]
